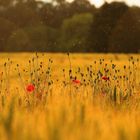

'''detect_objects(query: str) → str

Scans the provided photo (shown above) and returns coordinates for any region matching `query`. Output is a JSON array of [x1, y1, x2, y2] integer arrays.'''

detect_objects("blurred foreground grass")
[[0, 53, 139, 140]]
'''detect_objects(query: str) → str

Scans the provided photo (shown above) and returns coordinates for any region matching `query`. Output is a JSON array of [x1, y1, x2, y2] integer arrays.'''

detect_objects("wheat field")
[[0, 53, 140, 140]]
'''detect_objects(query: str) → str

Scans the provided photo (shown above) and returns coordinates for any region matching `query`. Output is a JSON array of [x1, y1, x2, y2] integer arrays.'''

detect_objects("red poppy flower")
[[26, 84, 35, 92], [72, 79, 81, 84], [102, 76, 109, 81]]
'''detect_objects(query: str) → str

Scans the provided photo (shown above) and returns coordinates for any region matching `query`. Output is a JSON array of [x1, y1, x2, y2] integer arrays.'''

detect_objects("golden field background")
[[0, 53, 139, 140]]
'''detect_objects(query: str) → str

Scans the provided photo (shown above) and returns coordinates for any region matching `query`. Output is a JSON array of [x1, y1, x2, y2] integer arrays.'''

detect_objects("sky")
[[40, 0, 140, 8]]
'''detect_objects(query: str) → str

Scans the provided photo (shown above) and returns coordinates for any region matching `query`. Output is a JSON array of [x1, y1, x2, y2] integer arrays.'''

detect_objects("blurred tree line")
[[0, 0, 140, 53]]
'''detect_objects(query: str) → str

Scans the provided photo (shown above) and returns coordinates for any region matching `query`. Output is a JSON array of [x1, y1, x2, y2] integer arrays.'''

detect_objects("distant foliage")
[[60, 13, 93, 52], [0, 0, 139, 53]]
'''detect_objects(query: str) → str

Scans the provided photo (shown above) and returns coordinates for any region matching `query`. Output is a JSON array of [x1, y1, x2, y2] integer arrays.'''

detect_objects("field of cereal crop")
[[0, 53, 140, 140]]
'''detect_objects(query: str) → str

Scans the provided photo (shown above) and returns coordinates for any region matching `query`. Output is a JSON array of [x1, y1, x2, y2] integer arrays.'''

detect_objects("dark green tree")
[[109, 7, 140, 53], [89, 2, 129, 52], [0, 17, 16, 51], [5, 2, 41, 28]]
